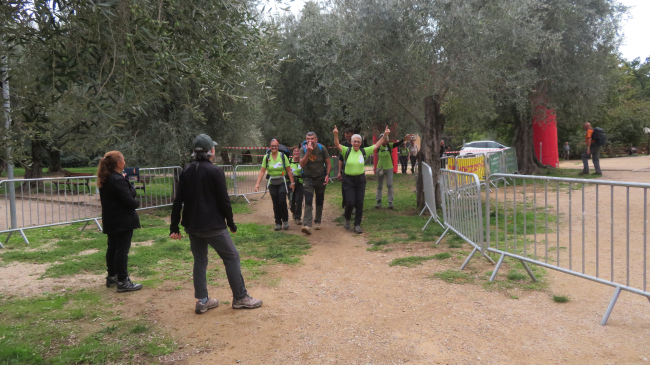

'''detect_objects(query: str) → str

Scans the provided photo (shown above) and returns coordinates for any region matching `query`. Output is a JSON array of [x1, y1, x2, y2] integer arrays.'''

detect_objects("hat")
[[192, 134, 218, 153]]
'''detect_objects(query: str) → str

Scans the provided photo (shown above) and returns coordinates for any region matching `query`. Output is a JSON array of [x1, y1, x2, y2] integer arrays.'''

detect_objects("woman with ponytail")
[[97, 151, 142, 292]]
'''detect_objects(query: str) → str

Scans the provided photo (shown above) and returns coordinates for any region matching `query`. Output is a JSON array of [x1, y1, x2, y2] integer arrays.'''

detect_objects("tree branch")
[[391, 94, 425, 129]]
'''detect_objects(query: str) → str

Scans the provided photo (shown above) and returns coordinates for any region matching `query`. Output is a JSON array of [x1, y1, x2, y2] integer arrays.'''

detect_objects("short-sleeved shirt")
[[262, 153, 290, 177], [377, 143, 397, 170], [409, 144, 418, 156], [564, 145, 570, 151], [399, 145, 410, 156], [290, 161, 303, 184], [299, 143, 331, 178], [341, 146, 375, 176], [585, 129, 593, 146]]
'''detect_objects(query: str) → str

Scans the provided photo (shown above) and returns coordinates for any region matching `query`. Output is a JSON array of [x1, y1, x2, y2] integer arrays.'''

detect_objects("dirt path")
[[112, 185, 650, 364]]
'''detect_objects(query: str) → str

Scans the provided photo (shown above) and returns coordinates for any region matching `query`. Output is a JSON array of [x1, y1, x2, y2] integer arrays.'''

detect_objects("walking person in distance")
[[170, 134, 262, 314], [290, 145, 305, 225], [579, 122, 603, 176], [299, 132, 332, 235], [254, 138, 295, 230], [375, 132, 414, 209], [97, 151, 143, 293]]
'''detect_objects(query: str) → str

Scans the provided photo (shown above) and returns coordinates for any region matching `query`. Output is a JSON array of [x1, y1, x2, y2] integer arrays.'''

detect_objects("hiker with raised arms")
[[299, 132, 332, 235], [333, 125, 390, 234], [375, 132, 414, 209], [254, 138, 295, 231]]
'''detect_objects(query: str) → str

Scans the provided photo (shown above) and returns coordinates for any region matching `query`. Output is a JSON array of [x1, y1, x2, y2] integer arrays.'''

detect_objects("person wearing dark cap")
[[170, 134, 262, 314]]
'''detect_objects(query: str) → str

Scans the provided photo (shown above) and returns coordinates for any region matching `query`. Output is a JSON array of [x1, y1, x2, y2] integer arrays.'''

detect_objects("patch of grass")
[[129, 324, 148, 334], [432, 252, 452, 260], [506, 271, 528, 281], [0, 290, 173, 365], [389, 252, 452, 267], [553, 295, 570, 303], [432, 270, 473, 284], [510, 295, 519, 299], [389, 256, 434, 267]]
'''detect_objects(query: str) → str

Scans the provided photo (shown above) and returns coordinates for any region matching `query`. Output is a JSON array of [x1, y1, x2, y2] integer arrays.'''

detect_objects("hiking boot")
[[195, 298, 219, 314], [232, 295, 263, 309], [315, 223, 321, 230], [344, 220, 351, 230], [274, 224, 281, 231], [295, 219, 302, 225], [375, 201, 381, 209], [116, 277, 143, 293], [592, 172, 602, 176], [302, 226, 312, 235], [578, 171, 589, 176], [388, 203, 394, 209], [106, 275, 118, 288], [283, 221, 290, 230], [354, 225, 363, 234]]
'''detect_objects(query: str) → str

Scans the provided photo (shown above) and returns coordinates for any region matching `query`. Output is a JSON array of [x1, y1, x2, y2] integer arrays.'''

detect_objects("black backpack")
[[592, 127, 607, 147]]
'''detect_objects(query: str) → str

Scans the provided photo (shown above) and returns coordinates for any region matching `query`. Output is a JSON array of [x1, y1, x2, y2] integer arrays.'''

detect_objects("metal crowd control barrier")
[[217, 165, 236, 196], [455, 154, 487, 182], [0, 166, 182, 247], [232, 164, 268, 203], [426, 165, 494, 268], [485, 173, 650, 325], [419, 163, 443, 231]]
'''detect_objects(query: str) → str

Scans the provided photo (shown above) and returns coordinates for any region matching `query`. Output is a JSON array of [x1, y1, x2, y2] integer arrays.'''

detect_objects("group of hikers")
[[98, 129, 416, 315], [253, 127, 415, 235]]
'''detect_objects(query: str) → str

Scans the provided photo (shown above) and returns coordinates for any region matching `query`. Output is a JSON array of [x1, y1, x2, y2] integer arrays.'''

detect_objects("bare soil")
[[2, 172, 650, 364], [123, 174, 650, 364]]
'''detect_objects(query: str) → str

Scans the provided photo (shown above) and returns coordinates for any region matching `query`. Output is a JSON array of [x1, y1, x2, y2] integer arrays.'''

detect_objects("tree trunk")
[[24, 140, 45, 189], [417, 95, 445, 211], [220, 150, 230, 165], [512, 104, 540, 175], [47, 148, 62, 173]]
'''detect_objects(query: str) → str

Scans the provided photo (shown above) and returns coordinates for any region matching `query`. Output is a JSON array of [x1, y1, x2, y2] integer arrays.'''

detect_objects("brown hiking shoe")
[[314, 223, 321, 230], [195, 298, 219, 314], [232, 295, 263, 309], [302, 226, 312, 235]]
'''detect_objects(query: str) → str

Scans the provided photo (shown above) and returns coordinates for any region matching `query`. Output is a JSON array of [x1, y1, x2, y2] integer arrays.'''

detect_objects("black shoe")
[[592, 172, 602, 176], [578, 171, 589, 176], [106, 275, 118, 288], [117, 277, 143, 293]]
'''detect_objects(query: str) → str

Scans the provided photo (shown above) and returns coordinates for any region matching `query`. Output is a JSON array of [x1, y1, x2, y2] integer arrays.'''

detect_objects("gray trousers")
[[376, 169, 394, 203], [582, 145, 601, 174], [302, 177, 326, 227], [189, 229, 248, 301]]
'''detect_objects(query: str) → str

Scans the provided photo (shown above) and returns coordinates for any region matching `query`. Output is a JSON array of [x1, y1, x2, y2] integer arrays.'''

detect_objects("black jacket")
[[170, 160, 235, 234], [99, 171, 141, 234]]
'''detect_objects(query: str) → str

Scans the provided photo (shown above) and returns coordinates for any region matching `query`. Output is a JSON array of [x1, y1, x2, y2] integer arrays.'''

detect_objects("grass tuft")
[[432, 270, 473, 284], [553, 295, 570, 303]]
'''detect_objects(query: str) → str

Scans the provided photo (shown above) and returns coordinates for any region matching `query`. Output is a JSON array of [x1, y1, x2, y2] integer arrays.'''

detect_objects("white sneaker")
[[315, 223, 321, 230]]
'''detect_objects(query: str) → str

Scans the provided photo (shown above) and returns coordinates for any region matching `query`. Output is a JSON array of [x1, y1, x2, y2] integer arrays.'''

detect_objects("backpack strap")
[[344, 147, 366, 164]]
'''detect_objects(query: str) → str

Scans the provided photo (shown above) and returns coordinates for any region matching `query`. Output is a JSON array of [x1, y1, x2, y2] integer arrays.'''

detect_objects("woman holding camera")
[[97, 151, 143, 293], [255, 139, 295, 230]]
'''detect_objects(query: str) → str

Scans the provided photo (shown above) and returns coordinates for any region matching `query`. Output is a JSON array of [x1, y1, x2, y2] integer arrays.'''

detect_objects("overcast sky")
[[275, 0, 649, 62]]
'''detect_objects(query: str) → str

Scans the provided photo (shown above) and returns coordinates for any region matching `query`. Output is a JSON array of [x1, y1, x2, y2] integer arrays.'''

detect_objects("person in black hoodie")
[[170, 134, 262, 314], [97, 151, 142, 293]]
